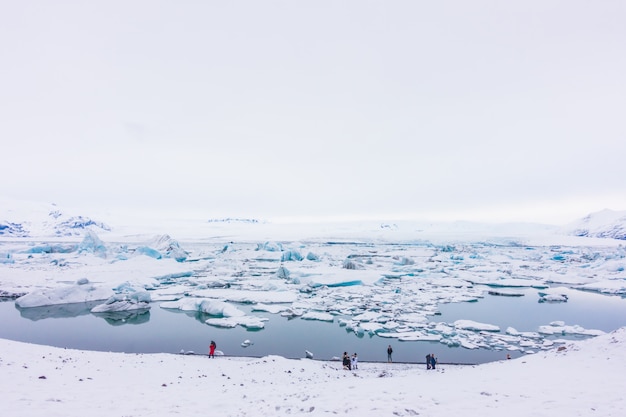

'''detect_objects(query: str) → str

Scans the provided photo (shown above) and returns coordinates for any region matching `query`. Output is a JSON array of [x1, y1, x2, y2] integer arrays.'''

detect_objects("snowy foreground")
[[1, 327, 625, 417]]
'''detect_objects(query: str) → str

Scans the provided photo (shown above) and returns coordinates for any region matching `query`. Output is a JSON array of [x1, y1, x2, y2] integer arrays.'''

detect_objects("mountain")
[[0, 200, 111, 238], [564, 209, 626, 240]]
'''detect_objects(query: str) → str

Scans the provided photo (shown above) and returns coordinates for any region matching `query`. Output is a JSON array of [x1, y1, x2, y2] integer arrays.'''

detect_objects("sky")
[[1, 1, 625, 225]]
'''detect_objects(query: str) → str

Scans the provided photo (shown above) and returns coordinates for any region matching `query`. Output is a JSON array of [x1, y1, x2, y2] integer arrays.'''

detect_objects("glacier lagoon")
[[2, 285, 626, 364], [2, 214, 626, 365]]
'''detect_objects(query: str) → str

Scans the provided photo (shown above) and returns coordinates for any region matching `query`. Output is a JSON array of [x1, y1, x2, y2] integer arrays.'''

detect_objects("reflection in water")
[[163, 306, 211, 325], [16, 301, 101, 321], [92, 309, 151, 326]]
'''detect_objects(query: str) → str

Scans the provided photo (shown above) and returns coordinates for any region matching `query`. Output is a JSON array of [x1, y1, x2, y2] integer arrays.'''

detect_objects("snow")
[[1, 328, 625, 416]]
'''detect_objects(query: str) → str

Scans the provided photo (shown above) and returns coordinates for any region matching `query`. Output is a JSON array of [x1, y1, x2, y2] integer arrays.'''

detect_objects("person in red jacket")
[[209, 341, 216, 358]]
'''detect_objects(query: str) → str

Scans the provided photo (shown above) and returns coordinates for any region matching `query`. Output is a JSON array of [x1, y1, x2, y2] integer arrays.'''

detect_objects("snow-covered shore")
[[2, 327, 625, 416]]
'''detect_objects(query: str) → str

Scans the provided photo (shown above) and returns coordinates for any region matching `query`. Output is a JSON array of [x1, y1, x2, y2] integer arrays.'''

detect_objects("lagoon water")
[[2, 285, 626, 364]]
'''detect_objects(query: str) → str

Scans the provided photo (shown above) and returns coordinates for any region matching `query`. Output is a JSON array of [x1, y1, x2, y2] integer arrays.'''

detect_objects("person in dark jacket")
[[430, 353, 437, 370], [342, 351, 351, 370], [426, 353, 432, 370], [387, 345, 393, 363]]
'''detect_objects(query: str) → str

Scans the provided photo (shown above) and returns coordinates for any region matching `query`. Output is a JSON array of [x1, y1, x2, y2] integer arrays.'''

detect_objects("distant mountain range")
[[2, 200, 626, 241], [0, 201, 111, 238], [562, 209, 626, 240]]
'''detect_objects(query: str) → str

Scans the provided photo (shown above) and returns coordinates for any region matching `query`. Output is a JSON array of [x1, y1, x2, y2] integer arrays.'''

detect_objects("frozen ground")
[[1, 327, 625, 417]]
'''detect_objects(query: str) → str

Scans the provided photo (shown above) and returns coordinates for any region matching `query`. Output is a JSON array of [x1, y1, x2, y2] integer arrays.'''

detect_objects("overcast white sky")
[[1, 1, 625, 224]]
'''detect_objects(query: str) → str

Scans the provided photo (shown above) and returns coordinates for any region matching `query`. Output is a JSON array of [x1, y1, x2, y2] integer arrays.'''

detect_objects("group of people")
[[426, 353, 437, 369], [342, 352, 358, 370], [209, 340, 436, 370]]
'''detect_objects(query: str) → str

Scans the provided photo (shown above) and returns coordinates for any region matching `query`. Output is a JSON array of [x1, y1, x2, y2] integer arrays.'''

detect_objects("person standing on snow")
[[430, 353, 437, 370], [342, 352, 351, 370], [426, 353, 432, 370], [387, 345, 393, 363], [351, 353, 358, 370], [209, 341, 216, 358]]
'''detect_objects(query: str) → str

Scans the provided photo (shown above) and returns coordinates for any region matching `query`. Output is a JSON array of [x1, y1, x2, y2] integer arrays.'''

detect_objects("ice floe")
[[15, 278, 114, 308]]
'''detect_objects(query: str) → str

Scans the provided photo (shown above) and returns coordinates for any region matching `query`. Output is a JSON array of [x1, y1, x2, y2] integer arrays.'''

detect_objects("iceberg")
[[575, 279, 626, 295], [78, 231, 107, 257], [538, 293, 568, 303], [160, 298, 245, 317], [148, 234, 188, 262], [189, 288, 297, 304], [205, 316, 267, 329], [454, 319, 500, 332], [15, 279, 114, 308], [538, 323, 606, 336], [135, 246, 162, 259], [281, 250, 303, 262], [91, 291, 152, 313], [301, 312, 334, 322]]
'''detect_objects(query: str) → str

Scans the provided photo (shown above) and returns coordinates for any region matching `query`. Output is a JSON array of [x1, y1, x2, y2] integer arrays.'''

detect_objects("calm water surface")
[[2, 286, 625, 364]]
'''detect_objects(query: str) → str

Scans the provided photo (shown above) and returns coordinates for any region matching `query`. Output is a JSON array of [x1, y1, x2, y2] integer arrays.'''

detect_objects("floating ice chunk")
[[206, 316, 266, 329], [252, 303, 289, 314], [256, 242, 283, 252], [359, 322, 383, 334], [353, 311, 381, 322], [204, 318, 238, 328], [241, 339, 253, 347], [91, 291, 152, 313], [276, 266, 290, 279], [466, 277, 548, 289], [301, 311, 334, 322], [397, 331, 442, 342], [160, 298, 245, 317], [148, 235, 188, 262], [460, 340, 479, 349], [281, 250, 303, 262], [488, 289, 525, 297], [575, 279, 626, 295], [15, 279, 114, 308], [538, 322, 606, 336], [306, 252, 319, 261], [382, 321, 400, 330], [538, 287, 569, 303], [135, 246, 162, 259], [78, 231, 107, 257], [506, 327, 542, 339], [305, 350, 313, 359], [395, 313, 429, 326], [454, 319, 500, 332], [281, 307, 304, 318], [538, 293, 568, 303], [189, 288, 297, 304]]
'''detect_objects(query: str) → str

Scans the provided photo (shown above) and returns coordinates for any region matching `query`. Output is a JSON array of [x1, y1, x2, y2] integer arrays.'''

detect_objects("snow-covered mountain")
[[0, 201, 111, 238], [564, 209, 626, 240]]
